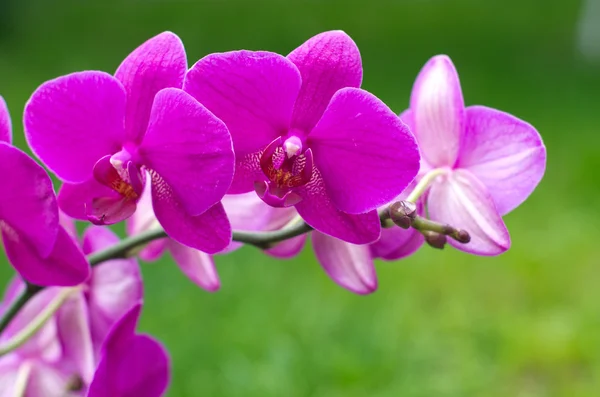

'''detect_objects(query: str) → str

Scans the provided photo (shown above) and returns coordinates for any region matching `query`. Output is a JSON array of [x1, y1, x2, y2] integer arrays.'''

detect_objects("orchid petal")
[[370, 226, 424, 260], [428, 169, 510, 255], [168, 241, 220, 291], [312, 232, 377, 294], [83, 226, 142, 348], [0, 143, 58, 257], [140, 88, 234, 216], [3, 225, 90, 287], [410, 55, 465, 167], [56, 292, 95, 384], [309, 87, 420, 214], [88, 303, 170, 397], [288, 30, 362, 133], [456, 105, 547, 215], [115, 31, 187, 144], [151, 173, 231, 253], [229, 150, 264, 194], [58, 179, 115, 221], [24, 71, 126, 183], [296, 170, 380, 244], [0, 96, 11, 143], [184, 50, 301, 155]]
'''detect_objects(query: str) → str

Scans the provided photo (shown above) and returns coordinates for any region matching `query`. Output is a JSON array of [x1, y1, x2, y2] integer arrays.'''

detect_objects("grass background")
[[1, 0, 600, 396]]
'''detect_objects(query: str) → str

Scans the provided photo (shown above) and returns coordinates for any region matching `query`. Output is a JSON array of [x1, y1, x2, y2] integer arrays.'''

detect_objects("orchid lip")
[[256, 136, 314, 208]]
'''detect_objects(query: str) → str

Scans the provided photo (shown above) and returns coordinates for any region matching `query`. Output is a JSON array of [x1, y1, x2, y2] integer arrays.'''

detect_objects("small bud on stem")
[[388, 200, 417, 229], [423, 231, 447, 249], [410, 215, 471, 246]]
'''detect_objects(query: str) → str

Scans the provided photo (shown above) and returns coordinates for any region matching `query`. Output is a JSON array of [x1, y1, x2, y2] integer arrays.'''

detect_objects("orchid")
[[0, 222, 152, 396], [87, 303, 169, 397], [0, 27, 552, 395], [399, 55, 547, 255], [184, 30, 420, 244], [24, 31, 236, 253], [0, 97, 89, 287]]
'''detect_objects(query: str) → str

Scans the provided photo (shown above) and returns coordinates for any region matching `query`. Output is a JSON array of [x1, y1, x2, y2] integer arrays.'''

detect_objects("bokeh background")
[[1, 0, 599, 396]]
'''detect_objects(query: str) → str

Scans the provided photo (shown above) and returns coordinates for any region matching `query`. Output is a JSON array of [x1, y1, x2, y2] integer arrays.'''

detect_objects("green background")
[[1, 0, 599, 396]]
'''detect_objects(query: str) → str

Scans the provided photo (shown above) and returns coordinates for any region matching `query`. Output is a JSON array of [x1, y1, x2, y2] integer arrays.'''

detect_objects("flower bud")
[[454, 229, 471, 244], [388, 201, 417, 229], [423, 231, 447, 249]]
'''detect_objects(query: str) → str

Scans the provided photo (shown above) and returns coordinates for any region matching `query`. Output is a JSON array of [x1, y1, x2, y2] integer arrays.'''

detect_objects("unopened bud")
[[453, 229, 471, 244], [388, 201, 417, 229], [423, 231, 447, 249]]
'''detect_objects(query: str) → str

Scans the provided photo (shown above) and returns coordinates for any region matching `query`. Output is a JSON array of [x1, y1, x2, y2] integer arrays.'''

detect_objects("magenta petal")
[[0, 143, 58, 257], [229, 150, 264, 194], [184, 50, 301, 155], [87, 195, 138, 225], [3, 225, 90, 287], [410, 55, 465, 168], [139, 88, 234, 216], [296, 170, 380, 244], [151, 174, 232, 253], [168, 241, 220, 292], [370, 226, 424, 260], [24, 71, 126, 183], [0, 96, 11, 143], [56, 292, 95, 384], [309, 87, 420, 214], [456, 105, 547, 215], [83, 226, 142, 348], [88, 303, 170, 397], [115, 31, 187, 144], [428, 169, 510, 255], [0, 360, 19, 397], [58, 179, 115, 221], [288, 30, 362, 133], [312, 232, 377, 294]]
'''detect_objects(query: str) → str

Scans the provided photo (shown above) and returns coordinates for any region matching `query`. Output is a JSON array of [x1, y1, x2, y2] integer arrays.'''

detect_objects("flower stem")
[[405, 168, 446, 203], [0, 286, 81, 357]]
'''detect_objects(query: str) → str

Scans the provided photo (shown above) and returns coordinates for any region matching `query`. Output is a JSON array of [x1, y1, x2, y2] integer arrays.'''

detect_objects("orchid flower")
[[0, 220, 146, 395], [400, 55, 547, 255], [24, 32, 235, 254], [87, 303, 170, 397], [184, 30, 420, 244], [0, 96, 89, 287]]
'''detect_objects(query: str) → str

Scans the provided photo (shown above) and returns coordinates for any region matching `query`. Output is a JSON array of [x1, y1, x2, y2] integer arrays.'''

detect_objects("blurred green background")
[[1, 0, 599, 396]]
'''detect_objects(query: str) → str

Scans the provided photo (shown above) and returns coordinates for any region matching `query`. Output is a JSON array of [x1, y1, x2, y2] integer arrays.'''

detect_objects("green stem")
[[405, 168, 446, 203], [0, 286, 81, 357]]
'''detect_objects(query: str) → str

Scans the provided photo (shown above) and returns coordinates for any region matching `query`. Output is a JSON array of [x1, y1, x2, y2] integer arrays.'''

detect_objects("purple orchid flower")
[[0, 222, 145, 396], [87, 303, 170, 397], [0, 97, 89, 287], [183, 30, 420, 244], [0, 279, 85, 396], [400, 55, 547, 255], [23, 32, 236, 254], [127, 180, 273, 291]]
